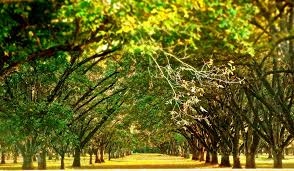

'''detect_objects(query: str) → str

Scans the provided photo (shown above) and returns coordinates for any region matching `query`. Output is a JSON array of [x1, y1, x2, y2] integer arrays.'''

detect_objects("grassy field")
[[0, 153, 294, 170]]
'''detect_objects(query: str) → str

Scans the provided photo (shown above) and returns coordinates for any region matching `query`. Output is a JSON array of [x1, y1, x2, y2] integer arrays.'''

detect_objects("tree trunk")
[[246, 152, 256, 168], [100, 147, 105, 162], [244, 122, 260, 168], [268, 148, 272, 159], [22, 153, 34, 170], [95, 149, 100, 163], [199, 148, 205, 161], [13, 147, 18, 163], [205, 151, 210, 163], [211, 151, 218, 164], [13, 152, 17, 163], [72, 147, 81, 167], [232, 154, 241, 168], [1, 151, 5, 164], [191, 149, 198, 160], [232, 117, 241, 168], [89, 153, 93, 164], [232, 135, 241, 168], [60, 155, 65, 169], [273, 149, 283, 168], [220, 154, 231, 167], [37, 150, 47, 170], [60, 155, 65, 170], [195, 150, 200, 160]]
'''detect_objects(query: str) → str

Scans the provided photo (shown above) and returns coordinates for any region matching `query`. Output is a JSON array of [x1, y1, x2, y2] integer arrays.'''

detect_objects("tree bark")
[[232, 134, 241, 168], [220, 154, 231, 167], [60, 154, 65, 169], [268, 148, 273, 159], [199, 148, 205, 161], [89, 153, 93, 164], [22, 153, 34, 170], [191, 149, 198, 160], [13, 147, 18, 163], [37, 150, 47, 170], [244, 118, 260, 168], [13, 153, 17, 163], [232, 117, 241, 168], [95, 149, 100, 163], [273, 149, 283, 168], [1, 151, 5, 164], [108, 149, 111, 161], [211, 151, 218, 164], [205, 151, 210, 163], [232, 154, 241, 168], [72, 147, 81, 167], [246, 152, 256, 168], [100, 147, 105, 162]]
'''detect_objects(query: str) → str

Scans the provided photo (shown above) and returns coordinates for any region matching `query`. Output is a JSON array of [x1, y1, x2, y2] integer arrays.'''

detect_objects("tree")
[[0, 1, 123, 169]]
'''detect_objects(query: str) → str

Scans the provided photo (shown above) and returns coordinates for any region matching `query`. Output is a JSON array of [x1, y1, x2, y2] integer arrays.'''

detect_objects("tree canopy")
[[0, 0, 294, 169]]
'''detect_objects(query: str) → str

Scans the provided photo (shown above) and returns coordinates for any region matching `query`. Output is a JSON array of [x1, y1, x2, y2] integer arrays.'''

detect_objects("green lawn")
[[0, 153, 294, 170]]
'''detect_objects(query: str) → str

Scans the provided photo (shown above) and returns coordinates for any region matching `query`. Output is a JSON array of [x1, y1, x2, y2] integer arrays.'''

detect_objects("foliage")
[[0, 0, 294, 169]]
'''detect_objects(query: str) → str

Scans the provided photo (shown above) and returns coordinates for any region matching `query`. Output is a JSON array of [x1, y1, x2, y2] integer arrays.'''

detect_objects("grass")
[[254, 154, 294, 168], [0, 153, 294, 170]]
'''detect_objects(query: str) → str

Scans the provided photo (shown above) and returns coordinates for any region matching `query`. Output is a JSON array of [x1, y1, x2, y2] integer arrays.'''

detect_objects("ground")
[[0, 153, 294, 170]]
